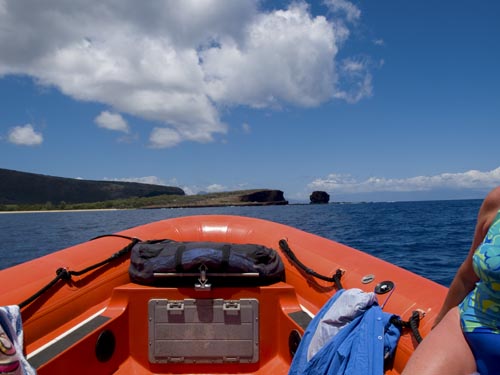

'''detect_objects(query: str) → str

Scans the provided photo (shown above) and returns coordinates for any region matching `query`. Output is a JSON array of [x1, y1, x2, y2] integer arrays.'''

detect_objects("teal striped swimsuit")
[[459, 210, 500, 374], [460, 210, 500, 333]]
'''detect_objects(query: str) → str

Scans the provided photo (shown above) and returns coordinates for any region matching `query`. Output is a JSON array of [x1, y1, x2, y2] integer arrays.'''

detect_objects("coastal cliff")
[[140, 189, 288, 209], [0, 168, 184, 205], [0, 169, 288, 211]]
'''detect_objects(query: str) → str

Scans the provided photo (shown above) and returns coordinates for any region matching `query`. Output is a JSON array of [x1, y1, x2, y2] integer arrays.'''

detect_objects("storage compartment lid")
[[148, 298, 259, 364]]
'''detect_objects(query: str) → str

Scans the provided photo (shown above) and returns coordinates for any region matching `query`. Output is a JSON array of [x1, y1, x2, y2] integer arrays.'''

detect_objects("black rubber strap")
[[175, 245, 186, 272], [221, 244, 231, 271]]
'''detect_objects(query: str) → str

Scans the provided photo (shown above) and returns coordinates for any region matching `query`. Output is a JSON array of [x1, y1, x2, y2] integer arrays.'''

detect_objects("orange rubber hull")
[[0, 215, 446, 374]]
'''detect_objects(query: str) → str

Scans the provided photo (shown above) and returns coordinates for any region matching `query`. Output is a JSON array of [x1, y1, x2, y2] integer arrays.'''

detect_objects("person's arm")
[[433, 186, 500, 327]]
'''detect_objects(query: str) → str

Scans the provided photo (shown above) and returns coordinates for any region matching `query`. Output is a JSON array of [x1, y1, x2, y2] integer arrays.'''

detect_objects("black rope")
[[90, 234, 140, 242], [391, 311, 423, 344], [18, 235, 141, 309], [279, 239, 343, 289], [69, 236, 140, 276], [18, 268, 71, 309]]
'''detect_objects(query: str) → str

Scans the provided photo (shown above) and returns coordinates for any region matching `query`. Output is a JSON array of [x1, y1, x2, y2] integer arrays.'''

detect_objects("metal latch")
[[195, 264, 212, 291], [167, 301, 184, 311], [223, 301, 241, 311]]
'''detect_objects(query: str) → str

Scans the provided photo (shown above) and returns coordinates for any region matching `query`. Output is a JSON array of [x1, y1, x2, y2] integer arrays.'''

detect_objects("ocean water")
[[0, 199, 483, 286]]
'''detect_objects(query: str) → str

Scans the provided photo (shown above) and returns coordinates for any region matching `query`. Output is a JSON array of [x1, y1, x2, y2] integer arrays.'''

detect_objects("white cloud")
[[324, 0, 361, 23], [7, 124, 43, 146], [149, 127, 182, 148], [182, 182, 240, 195], [308, 167, 500, 194], [334, 58, 373, 103], [206, 184, 227, 193], [182, 186, 196, 196], [242, 123, 251, 134], [0, 0, 371, 148], [201, 3, 339, 108], [95, 111, 129, 133]]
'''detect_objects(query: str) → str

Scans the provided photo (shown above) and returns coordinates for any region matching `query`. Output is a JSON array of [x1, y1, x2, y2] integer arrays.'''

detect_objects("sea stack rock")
[[310, 191, 330, 204]]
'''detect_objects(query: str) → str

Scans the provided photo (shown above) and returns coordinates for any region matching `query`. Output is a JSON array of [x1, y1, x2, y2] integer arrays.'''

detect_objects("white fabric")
[[307, 288, 377, 360]]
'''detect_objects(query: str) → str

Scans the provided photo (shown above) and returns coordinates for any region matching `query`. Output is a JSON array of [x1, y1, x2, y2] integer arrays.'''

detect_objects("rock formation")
[[310, 191, 330, 204], [239, 190, 288, 205]]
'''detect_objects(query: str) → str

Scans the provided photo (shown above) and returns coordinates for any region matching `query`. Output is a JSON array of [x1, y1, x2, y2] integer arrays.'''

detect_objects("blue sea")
[[0, 199, 482, 287]]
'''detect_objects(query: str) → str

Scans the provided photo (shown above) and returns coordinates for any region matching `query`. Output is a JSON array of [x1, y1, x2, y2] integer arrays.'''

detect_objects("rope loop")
[[279, 239, 343, 290]]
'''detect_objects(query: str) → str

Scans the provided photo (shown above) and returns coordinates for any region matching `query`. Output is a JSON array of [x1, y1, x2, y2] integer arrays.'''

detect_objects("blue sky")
[[1, 0, 499, 202]]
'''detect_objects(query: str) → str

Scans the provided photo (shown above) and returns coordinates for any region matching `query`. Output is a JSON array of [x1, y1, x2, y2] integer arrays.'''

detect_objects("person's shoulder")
[[483, 186, 500, 210], [477, 187, 500, 233]]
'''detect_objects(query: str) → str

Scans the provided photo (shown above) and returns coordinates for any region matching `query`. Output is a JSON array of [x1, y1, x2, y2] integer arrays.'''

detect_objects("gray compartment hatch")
[[148, 298, 259, 364]]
